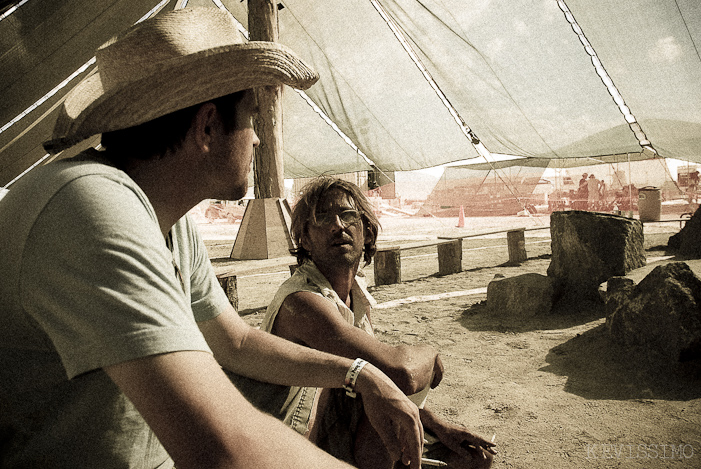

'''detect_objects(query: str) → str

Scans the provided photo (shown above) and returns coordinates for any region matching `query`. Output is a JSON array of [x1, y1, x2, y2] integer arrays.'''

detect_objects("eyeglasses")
[[312, 209, 362, 227]]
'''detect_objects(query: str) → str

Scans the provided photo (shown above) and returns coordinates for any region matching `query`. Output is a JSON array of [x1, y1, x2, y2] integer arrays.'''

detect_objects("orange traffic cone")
[[456, 205, 465, 228]]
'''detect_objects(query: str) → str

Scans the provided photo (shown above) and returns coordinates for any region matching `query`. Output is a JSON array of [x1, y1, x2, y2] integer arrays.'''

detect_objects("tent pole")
[[249, 0, 284, 198], [231, 0, 293, 259], [628, 153, 633, 215]]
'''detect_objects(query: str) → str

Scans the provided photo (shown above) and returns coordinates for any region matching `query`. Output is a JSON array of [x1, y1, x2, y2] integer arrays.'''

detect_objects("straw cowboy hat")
[[43, 7, 318, 154]]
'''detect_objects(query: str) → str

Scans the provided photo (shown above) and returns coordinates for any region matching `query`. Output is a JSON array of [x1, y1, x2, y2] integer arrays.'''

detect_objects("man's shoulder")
[[0, 150, 141, 244], [261, 265, 328, 332], [53, 151, 129, 184], [278, 266, 327, 299], [7, 150, 129, 201]]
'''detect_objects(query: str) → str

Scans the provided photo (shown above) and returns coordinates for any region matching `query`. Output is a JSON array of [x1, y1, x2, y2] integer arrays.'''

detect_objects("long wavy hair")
[[291, 177, 380, 266]]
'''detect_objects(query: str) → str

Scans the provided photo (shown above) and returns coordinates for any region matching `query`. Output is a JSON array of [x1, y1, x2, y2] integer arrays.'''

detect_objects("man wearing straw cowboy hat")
[[0, 8, 423, 469]]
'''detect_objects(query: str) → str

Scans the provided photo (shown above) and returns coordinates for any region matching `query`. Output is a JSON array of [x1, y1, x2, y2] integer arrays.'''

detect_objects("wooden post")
[[374, 247, 401, 286], [249, 0, 284, 198], [231, 1, 292, 259], [507, 228, 527, 264], [438, 239, 462, 275]]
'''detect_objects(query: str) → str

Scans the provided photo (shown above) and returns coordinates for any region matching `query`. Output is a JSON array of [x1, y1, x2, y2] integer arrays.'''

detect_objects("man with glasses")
[[247, 177, 496, 468]]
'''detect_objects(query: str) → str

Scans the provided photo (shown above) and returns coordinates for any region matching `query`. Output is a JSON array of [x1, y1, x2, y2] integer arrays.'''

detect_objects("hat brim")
[[44, 42, 318, 154]]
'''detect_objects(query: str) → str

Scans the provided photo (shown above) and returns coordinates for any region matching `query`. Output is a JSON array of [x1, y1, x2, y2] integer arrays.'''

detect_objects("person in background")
[[688, 170, 699, 203], [587, 174, 601, 210], [577, 173, 589, 209], [0, 9, 423, 469], [248, 177, 496, 469]]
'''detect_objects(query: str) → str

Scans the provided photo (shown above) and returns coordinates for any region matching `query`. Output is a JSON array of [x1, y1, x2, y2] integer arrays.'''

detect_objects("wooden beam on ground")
[[438, 225, 549, 240], [374, 226, 552, 286]]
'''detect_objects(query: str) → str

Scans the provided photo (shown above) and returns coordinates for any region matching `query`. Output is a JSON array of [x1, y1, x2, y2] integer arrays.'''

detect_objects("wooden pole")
[[232, 1, 292, 259], [249, 0, 284, 198]]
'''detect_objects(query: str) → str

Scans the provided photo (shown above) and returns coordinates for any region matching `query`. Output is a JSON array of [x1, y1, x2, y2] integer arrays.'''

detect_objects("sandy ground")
[[201, 214, 701, 468]]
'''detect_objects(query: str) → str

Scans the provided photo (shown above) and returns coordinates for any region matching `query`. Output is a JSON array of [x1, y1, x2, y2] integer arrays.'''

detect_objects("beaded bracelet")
[[342, 358, 368, 398]]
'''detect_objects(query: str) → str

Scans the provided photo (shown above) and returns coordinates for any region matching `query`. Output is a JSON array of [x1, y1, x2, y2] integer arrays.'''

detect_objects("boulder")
[[602, 276, 635, 304], [668, 206, 701, 257], [486, 273, 554, 317], [548, 211, 645, 302], [601, 276, 636, 319], [606, 262, 701, 361]]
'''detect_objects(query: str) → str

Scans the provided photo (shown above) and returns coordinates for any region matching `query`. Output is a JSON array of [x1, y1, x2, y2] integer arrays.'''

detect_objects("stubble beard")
[[315, 243, 363, 275], [230, 179, 248, 201]]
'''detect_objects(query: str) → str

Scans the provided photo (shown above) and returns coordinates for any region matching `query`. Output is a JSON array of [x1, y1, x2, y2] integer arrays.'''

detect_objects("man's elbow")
[[391, 367, 423, 396]]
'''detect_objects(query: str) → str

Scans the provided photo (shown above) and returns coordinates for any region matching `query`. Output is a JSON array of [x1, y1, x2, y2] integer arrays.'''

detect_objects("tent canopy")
[[1, 0, 699, 187]]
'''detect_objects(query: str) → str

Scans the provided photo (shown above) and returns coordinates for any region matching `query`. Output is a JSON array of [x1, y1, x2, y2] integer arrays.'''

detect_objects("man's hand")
[[354, 362, 424, 469], [421, 409, 497, 459], [444, 424, 496, 458]]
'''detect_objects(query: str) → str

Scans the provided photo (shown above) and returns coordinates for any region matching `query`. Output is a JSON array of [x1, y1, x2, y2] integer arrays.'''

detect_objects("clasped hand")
[[356, 363, 424, 469]]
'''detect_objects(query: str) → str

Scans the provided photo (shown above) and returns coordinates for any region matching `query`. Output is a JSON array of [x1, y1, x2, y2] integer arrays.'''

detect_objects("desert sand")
[[202, 214, 700, 468]]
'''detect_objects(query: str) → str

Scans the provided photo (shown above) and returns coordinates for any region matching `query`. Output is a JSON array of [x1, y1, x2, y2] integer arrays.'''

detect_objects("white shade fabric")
[[1, 0, 699, 187]]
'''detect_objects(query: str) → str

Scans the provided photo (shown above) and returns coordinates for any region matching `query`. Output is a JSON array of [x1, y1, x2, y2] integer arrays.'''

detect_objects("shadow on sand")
[[460, 299, 701, 401], [539, 324, 701, 401], [459, 297, 607, 333]]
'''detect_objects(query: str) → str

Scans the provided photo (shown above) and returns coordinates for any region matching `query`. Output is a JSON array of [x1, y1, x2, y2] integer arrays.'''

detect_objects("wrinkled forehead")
[[316, 188, 357, 212]]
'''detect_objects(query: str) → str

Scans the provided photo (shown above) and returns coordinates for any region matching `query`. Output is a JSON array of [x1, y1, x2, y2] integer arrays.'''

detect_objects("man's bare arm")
[[273, 291, 496, 460], [104, 350, 354, 469], [197, 304, 423, 468], [273, 291, 443, 395], [199, 303, 355, 388]]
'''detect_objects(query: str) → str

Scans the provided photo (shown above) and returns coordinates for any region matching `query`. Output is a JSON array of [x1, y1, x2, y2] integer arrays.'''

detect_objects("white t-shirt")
[[0, 150, 229, 468]]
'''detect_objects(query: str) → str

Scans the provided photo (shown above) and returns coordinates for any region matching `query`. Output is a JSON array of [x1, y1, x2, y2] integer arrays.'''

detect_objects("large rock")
[[486, 273, 554, 317], [668, 206, 701, 257], [548, 211, 645, 302], [606, 262, 701, 361]]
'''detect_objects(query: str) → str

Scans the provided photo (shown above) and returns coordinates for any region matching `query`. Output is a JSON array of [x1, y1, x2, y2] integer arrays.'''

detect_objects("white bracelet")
[[343, 358, 368, 398]]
